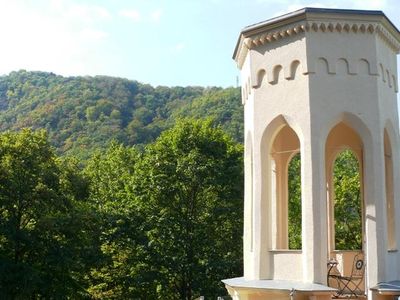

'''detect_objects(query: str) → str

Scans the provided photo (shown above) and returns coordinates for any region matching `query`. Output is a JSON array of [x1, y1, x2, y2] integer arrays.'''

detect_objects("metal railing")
[[193, 296, 232, 300]]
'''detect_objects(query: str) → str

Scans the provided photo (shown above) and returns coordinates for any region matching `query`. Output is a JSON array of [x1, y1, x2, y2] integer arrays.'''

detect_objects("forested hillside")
[[0, 71, 361, 299], [0, 70, 242, 158]]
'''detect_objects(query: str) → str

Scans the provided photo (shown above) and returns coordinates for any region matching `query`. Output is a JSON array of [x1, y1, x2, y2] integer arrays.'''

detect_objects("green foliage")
[[0, 70, 365, 298], [288, 153, 301, 250], [172, 88, 243, 142], [334, 150, 362, 250], [83, 143, 156, 299], [134, 119, 243, 299], [0, 125, 243, 299], [287, 150, 362, 251], [0, 71, 242, 159], [0, 129, 94, 298]]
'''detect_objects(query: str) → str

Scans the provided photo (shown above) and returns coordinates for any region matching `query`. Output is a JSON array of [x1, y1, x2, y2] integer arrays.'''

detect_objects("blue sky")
[[0, 0, 399, 87]]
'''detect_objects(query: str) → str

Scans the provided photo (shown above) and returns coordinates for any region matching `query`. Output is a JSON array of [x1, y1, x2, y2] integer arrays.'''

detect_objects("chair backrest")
[[351, 252, 365, 278]]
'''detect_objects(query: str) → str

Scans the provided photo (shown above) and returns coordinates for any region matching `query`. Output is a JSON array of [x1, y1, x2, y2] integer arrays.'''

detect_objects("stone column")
[[301, 127, 328, 284], [364, 130, 388, 298], [251, 130, 271, 279]]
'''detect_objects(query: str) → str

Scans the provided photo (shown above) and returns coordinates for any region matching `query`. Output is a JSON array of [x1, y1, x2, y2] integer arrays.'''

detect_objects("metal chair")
[[328, 252, 365, 298]]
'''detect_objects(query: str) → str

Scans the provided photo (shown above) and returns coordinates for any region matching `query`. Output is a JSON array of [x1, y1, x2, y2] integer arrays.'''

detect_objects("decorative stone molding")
[[236, 21, 400, 69], [242, 57, 397, 104], [375, 24, 400, 53], [234, 9, 400, 70]]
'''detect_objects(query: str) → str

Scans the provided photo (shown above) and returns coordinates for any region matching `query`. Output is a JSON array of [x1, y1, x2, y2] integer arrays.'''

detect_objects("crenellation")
[[358, 59, 372, 75], [287, 60, 301, 80], [392, 75, 398, 93], [336, 58, 350, 75], [229, 8, 400, 299], [387, 70, 392, 88], [380, 64, 386, 82], [249, 57, 397, 92]]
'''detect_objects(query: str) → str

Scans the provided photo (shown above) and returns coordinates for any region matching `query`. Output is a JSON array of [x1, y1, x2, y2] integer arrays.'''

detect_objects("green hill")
[[0, 70, 242, 158]]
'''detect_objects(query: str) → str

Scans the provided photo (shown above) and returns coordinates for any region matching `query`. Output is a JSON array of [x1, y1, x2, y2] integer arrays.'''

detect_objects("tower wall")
[[229, 8, 400, 299]]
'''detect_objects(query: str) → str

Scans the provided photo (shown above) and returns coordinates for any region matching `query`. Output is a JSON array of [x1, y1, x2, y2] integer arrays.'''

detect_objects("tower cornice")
[[233, 8, 400, 69]]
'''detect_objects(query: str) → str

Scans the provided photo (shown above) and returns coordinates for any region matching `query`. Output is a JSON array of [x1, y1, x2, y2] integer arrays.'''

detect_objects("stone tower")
[[223, 8, 400, 300]]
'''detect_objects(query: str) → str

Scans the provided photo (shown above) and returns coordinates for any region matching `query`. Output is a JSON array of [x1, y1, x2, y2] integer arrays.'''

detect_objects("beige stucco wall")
[[235, 8, 400, 300]]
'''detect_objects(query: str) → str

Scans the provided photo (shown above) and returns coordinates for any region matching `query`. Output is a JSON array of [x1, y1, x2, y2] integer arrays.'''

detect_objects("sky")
[[0, 0, 399, 87]]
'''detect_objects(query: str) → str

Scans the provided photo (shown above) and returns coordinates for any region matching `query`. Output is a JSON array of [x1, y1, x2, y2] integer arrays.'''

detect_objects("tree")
[[334, 150, 362, 250], [288, 153, 301, 249], [84, 143, 156, 299], [0, 129, 93, 298], [134, 119, 243, 299], [287, 150, 362, 251]]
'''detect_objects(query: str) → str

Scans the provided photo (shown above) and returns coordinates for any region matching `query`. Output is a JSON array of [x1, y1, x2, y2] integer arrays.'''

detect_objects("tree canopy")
[[134, 119, 243, 299], [0, 120, 244, 299], [0, 70, 242, 159], [0, 71, 364, 298]]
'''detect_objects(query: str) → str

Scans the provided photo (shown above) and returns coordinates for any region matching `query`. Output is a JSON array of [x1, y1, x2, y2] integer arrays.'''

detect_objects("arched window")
[[270, 124, 301, 250], [326, 121, 364, 254], [333, 150, 362, 250]]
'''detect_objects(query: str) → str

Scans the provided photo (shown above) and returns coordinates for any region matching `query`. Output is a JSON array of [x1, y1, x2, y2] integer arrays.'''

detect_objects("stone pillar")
[[301, 126, 328, 283], [252, 130, 270, 279], [273, 152, 290, 249], [364, 132, 388, 298]]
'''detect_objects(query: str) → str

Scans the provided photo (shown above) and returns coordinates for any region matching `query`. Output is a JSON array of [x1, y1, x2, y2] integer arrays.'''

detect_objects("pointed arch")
[[261, 115, 303, 250], [325, 112, 372, 260], [324, 112, 373, 151]]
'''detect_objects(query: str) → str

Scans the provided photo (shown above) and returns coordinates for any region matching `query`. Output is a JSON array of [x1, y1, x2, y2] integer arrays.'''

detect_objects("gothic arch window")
[[326, 121, 364, 253], [270, 123, 301, 250]]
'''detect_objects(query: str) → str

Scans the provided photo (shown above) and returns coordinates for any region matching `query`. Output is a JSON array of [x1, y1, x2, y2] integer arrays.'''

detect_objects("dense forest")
[[0, 71, 361, 299], [0, 70, 243, 159]]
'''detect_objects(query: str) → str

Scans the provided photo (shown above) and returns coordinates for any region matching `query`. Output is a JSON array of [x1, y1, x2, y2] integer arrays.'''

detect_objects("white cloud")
[[0, 0, 111, 77], [80, 28, 109, 41], [63, 3, 111, 23], [119, 9, 141, 22], [171, 42, 186, 54], [151, 9, 163, 22], [119, 8, 163, 23]]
